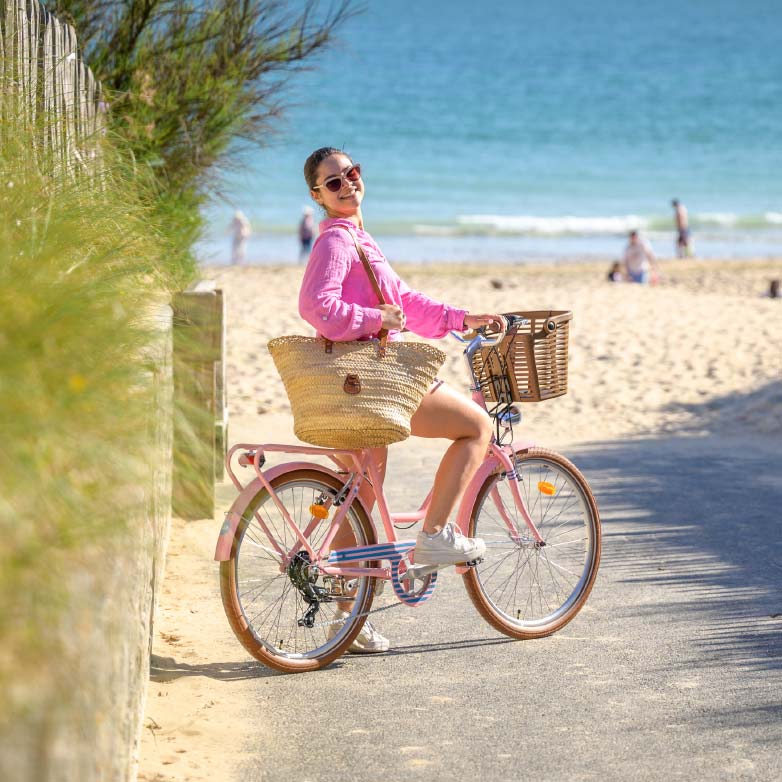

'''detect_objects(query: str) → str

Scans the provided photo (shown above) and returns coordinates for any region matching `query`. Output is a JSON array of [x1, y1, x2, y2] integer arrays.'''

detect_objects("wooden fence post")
[[172, 281, 227, 519]]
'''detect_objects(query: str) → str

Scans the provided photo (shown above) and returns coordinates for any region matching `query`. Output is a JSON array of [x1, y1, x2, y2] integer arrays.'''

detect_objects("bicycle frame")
[[215, 319, 542, 599], [215, 435, 539, 574]]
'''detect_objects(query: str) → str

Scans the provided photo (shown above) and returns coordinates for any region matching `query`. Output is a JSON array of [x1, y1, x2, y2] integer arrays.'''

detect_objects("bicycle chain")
[[308, 561, 437, 629], [307, 569, 440, 628], [308, 597, 407, 629]]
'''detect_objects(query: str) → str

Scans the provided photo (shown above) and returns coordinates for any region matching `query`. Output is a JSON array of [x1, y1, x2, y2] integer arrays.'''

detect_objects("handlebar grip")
[[477, 316, 508, 347]]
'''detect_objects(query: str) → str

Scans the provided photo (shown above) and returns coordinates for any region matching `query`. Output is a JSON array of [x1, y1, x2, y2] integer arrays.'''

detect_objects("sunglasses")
[[313, 163, 362, 193]]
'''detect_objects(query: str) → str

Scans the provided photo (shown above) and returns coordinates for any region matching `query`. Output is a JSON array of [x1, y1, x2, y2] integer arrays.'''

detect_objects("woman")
[[299, 147, 501, 652]]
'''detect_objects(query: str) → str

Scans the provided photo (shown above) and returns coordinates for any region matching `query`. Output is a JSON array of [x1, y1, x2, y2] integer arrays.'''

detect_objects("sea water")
[[199, 0, 782, 264]]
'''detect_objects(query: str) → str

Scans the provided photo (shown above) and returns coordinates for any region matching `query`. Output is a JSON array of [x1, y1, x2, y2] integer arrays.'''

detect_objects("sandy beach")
[[138, 257, 781, 781], [216, 257, 782, 443]]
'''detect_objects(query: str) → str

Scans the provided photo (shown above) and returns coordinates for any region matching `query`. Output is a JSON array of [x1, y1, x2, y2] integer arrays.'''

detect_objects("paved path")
[[224, 416, 782, 781]]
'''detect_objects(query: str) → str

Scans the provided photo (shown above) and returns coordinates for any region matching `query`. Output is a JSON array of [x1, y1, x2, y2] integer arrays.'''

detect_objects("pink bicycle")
[[215, 313, 601, 673]]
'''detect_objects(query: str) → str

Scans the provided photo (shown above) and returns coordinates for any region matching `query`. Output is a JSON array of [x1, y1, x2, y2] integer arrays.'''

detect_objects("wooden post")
[[213, 287, 228, 481], [171, 282, 227, 519]]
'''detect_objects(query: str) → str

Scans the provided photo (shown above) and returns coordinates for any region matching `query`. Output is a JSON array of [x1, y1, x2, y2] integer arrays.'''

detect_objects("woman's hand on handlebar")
[[463, 313, 504, 332], [376, 308, 503, 334], [378, 304, 406, 331]]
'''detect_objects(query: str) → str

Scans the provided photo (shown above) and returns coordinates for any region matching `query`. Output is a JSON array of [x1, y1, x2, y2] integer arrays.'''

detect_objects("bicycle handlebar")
[[449, 313, 530, 350]]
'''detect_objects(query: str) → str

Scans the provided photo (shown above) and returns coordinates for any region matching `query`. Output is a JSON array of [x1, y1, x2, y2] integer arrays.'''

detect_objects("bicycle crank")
[[398, 563, 439, 585], [399, 557, 482, 586]]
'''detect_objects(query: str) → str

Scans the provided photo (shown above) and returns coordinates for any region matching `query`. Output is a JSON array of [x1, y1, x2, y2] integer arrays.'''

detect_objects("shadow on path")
[[569, 431, 782, 674], [375, 636, 515, 657], [150, 653, 286, 682], [150, 635, 517, 680], [662, 379, 782, 438]]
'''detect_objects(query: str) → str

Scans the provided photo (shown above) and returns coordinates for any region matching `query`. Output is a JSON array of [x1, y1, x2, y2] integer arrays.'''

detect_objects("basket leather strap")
[[327, 224, 390, 355], [335, 225, 387, 307]]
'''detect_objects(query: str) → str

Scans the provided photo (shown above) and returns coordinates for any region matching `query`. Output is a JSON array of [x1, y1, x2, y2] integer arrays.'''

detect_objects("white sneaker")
[[414, 522, 486, 566], [328, 609, 390, 654]]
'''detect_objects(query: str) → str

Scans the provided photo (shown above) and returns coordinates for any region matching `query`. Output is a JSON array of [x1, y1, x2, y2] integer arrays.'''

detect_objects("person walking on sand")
[[298, 206, 315, 261], [672, 199, 692, 257], [228, 210, 251, 265], [299, 146, 502, 654], [623, 230, 657, 284]]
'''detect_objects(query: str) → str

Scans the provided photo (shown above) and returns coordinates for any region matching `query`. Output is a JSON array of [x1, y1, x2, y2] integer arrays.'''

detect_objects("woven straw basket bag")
[[268, 226, 446, 449], [269, 335, 445, 448]]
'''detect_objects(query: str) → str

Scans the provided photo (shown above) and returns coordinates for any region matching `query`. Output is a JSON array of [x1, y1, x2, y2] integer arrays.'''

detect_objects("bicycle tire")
[[220, 469, 378, 673], [463, 448, 601, 639]]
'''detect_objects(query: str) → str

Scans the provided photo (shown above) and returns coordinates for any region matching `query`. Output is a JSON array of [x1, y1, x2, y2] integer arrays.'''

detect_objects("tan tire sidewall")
[[463, 447, 601, 639], [220, 469, 378, 672]]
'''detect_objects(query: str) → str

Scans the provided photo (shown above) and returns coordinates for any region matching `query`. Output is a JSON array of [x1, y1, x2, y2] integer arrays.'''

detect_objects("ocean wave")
[[687, 212, 776, 228], [693, 212, 741, 227], [401, 212, 782, 237], [208, 211, 782, 239], [667, 212, 782, 229], [456, 214, 648, 235]]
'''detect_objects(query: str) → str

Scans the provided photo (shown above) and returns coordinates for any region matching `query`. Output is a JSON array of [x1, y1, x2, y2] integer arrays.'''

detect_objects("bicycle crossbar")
[[327, 540, 416, 564], [217, 438, 544, 568], [320, 565, 390, 578]]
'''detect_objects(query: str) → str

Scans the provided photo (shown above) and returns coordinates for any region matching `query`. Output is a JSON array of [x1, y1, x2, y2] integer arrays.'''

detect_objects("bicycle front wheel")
[[220, 469, 378, 673], [463, 448, 601, 639]]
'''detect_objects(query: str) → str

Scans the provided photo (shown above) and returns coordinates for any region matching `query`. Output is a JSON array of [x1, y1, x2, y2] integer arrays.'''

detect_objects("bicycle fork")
[[496, 457, 546, 547]]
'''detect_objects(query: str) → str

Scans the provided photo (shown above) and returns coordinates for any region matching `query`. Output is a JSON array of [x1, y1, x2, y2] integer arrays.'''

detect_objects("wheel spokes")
[[474, 459, 595, 627], [234, 478, 371, 659]]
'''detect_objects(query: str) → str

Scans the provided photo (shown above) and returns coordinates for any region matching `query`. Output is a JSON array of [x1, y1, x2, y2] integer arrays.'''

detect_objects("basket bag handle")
[[320, 224, 389, 356]]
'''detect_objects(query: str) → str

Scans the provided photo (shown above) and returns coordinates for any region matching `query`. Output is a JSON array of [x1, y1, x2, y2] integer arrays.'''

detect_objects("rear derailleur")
[[288, 552, 355, 628]]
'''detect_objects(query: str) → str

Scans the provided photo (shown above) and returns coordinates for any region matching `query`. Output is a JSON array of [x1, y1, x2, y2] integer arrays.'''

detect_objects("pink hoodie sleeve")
[[397, 275, 467, 339], [298, 229, 384, 341]]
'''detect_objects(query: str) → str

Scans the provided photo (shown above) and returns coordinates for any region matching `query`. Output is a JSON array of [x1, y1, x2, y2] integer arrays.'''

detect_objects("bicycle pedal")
[[400, 563, 439, 584]]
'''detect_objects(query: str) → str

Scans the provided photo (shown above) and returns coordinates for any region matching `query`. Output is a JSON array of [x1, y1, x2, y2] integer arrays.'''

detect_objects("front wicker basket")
[[472, 310, 572, 404]]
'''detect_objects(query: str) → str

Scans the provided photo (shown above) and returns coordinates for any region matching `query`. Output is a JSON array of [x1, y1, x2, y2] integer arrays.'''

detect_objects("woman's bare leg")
[[410, 381, 493, 534], [330, 447, 386, 550], [331, 448, 387, 614]]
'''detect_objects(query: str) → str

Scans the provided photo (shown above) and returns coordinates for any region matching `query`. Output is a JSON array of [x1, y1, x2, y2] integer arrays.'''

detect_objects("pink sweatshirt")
[[298, 218, 467, 342]]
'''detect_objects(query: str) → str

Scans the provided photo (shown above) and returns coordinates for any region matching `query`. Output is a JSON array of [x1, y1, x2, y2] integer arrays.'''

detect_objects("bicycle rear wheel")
[[463, 448, 600, 639], [220, 469, 378, 672]]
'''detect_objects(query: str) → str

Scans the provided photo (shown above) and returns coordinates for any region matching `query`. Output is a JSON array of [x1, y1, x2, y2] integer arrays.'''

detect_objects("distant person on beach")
[[298, 146, 501, 653], [228, 210, 251, 265], [622, 230, 657, 284], [607, 261, 624, 282], [298, 206, 315, 261], [671, 199, 692, 257], [763, 279, 780, 299]]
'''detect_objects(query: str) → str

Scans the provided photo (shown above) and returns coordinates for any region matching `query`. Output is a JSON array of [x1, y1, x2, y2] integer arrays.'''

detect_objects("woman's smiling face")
[[310, 153, 364, 218]]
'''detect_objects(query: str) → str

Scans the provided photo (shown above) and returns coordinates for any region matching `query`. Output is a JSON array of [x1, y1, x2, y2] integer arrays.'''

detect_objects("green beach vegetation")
[[51, 0, 354, 281], [0, 117, 172, 721], [1, 1, 355, 764]]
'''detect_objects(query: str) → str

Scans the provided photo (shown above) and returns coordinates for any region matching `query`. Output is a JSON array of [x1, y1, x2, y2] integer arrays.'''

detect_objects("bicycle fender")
[[453, 438, 535, 575], [511, 437, 535, 453], [214, 461, 354, 562]]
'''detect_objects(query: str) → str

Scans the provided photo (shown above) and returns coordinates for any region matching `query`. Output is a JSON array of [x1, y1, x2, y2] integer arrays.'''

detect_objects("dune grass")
[[0, 122, 180, 720]]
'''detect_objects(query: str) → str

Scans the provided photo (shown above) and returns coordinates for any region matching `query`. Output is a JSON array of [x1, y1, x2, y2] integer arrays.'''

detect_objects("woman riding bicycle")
[[299, 146, 502, 652]]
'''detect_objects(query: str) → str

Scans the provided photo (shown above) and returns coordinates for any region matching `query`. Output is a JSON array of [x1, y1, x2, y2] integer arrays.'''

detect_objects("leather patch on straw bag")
[[343, 374, 361, 395]]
